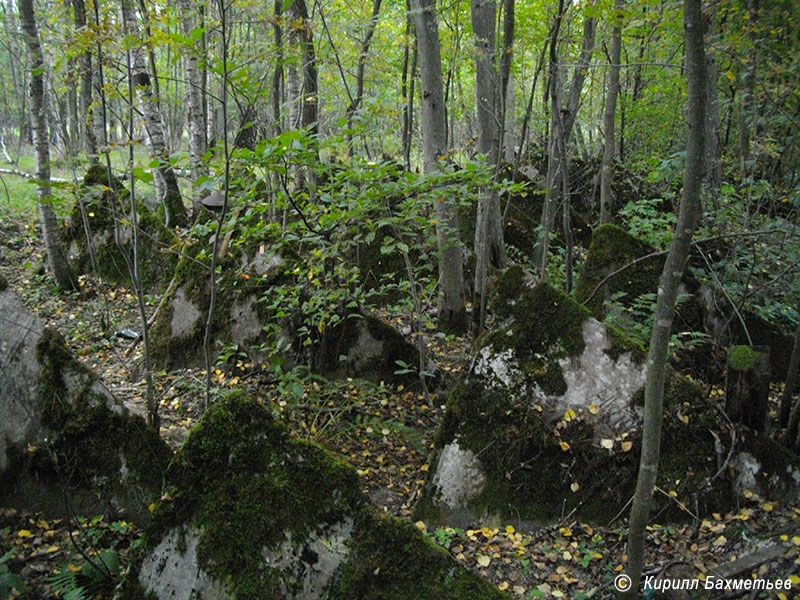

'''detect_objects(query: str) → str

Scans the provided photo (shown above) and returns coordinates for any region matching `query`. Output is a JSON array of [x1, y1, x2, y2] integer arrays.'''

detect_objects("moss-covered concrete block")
[[63, 165, 179, 291], [122, 392, 508, 600], [573, 223, 662, 316], [0, 286, 170, 524], [417, 266, 799, 527], [149, 211, 432, 387]]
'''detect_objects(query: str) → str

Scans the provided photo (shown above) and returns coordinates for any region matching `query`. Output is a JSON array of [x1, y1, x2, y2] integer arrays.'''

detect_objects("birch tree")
[[178, 0, 207, 216], [19, 0, 75, 290], [120, 0, 187, 228]]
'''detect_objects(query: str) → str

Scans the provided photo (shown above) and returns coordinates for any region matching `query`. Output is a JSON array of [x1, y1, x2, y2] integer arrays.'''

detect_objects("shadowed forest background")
[[1, 0, 800, 598]]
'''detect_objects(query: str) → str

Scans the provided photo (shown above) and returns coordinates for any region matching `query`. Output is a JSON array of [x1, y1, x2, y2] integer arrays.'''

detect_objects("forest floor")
[[1, 208, 799, 599]]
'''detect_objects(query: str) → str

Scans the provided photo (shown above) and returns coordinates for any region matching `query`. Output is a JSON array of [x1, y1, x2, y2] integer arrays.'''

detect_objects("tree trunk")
[[470, 0, 505, 331], [71, 0, 98, 162], [18, 0, 75, 291], [345, 0, 383, 155], [120, 0, 187, 228], [599, 0, 622, 224], [624, 0, 706, 595], [179, 0, 207, 218], [536, 7, 595, 277], [413, 0, 467, 334], [402, 0, 416, 171], [779, 311, 800, 430], [271, 0, 284, 135], [703, 0, 722, 195]]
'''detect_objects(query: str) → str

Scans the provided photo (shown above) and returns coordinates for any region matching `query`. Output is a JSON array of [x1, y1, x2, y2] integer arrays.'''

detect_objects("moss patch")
[[727, 345, 760, 371], [0, 326, 170, 523], [417, 267, 736, 524], [63, 165, 179, 291], [145, 391, 363, 598], [328, 508, 508, 599], [573, 224, 661, 316], [487, 266, 590, 395]]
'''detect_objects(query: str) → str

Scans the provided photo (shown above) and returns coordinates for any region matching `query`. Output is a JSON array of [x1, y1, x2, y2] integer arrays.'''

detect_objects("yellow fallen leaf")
[[46, 545, 59, 553], [559, 441, 571, 451], [36, 519, 50, 530], [414, 521, 427, 532], [505, 525, 515, 534], [148, 503, 156, 513], [588, 405, 599, 415], [570, 482, 580, 492], [477, 554, 491, 567], [600, 439, 614, 450], [713, 535, 727, 546], [513, 585, 526, 595], [17, 530, 32, 538], [761, 502, 774, 511], [726, 70, 734, 80], [564, 409, 576, 422], [792, 536, 800, 546], [681, 414, 690, 424], [789, 575, 800, 585], [498, 581, 509, 591], [559, 527, 572, 537], [621, 441, 633, 452]]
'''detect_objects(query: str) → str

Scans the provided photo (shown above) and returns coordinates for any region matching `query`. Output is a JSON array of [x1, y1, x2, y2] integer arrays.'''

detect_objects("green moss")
[[727, 345, 761, 371], [65, 165, 179, 291], [328, 509, 509, 599], [146, 391, 364, 598], [489, 267, 590, 394], [24, 327, 170, 522], [573, 224, 661, 316]]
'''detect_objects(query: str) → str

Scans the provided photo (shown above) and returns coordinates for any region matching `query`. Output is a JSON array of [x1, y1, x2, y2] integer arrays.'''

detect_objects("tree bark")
[[402, 0, 416, 171], [120, 0, 187, 228], [271, 0, 284, 135], [623, 0, 706, 595], [178, 0, 207, 218], [345, 0, 382, 155], [536, 7, 595, 278], [470, 0, 505, 331], [600, 0, 623, 224], [413, 0, 467, 334], [71, 0, 99, 162], [703, 1, 722, 196], [779, 310, 800, 429], [18, 0, 75, 291]]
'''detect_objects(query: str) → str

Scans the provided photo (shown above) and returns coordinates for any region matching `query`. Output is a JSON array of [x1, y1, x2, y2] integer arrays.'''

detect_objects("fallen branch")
[[0, 167, 70, 183]]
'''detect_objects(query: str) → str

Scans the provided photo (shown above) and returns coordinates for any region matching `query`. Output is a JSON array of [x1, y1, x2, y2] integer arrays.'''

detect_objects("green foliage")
[[0, 542, 25, 597], [619, 197, 676, 250], [603, 291, 711, 353]]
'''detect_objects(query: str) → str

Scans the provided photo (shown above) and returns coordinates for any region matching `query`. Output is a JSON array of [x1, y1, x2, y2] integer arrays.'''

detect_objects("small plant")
[[0, 544, 25, 597]]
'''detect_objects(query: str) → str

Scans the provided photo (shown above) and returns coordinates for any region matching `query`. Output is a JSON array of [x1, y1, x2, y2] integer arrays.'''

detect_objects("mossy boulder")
[[149, 211, 431, 388], [121, 392, 507, 600], [0, 286, 170, 524], [573, 223, 663, 316], [416, 266, 800, 527], [63, 165, 179, 291]]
